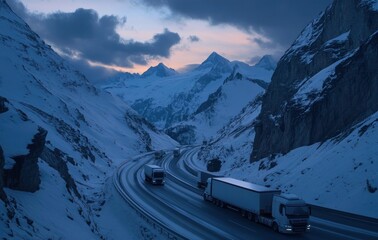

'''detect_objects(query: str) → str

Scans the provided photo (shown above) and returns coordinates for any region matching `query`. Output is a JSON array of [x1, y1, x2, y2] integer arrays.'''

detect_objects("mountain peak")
[[196, 52, 231, 71], [254, 55, 277, 71], [204, 52, 229, 64], [141, 62, 177, 78]]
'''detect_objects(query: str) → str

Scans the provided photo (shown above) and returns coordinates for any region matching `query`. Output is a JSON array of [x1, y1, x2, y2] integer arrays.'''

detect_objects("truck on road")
[[203, 177, 311, 233], [144, 164, 165, 185], [173, 148, 180, 158], [197, 170, 222, 188], [154, 150, 165, 160]]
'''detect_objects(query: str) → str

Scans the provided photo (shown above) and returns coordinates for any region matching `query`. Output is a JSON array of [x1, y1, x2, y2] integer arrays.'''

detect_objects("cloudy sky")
[[8, 0, 331, 81]]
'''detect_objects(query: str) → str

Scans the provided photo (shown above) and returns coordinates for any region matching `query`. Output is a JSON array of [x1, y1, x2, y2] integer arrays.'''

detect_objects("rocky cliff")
[[4, 128, 47, 192], [252, 0, 378, 161]]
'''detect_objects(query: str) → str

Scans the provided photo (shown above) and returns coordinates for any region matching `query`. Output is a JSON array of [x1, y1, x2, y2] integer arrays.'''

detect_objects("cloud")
[[177, 63, 200, 73], [248, 56, 263, 65], [7, 0, 181, 68], [188, 35, 200, 42], [138, 0, 332, 47], [65, 57, 118, 83], [252, 37, 277, 49]]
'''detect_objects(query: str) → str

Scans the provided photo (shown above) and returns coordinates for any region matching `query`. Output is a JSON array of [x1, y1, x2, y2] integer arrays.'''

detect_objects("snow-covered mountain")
[[166, 71, 267, 144], [100, 52, 276, 144], [253, 55, 277, 71], [0, 1, 176, 239], [141, 62, 177, 78], [196, 0, 378, 218]]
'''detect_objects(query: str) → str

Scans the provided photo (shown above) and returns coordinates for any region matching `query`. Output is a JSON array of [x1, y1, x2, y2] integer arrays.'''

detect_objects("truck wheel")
[[272, 222, 279, 232]]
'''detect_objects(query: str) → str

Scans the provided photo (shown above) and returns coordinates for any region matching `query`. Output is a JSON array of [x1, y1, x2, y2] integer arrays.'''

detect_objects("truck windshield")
[[285, 206, 310, 217], [154, 172, 164, 178]]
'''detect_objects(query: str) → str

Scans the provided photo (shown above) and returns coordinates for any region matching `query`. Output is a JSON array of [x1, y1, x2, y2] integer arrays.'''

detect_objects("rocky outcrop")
[[0, 96, 8, 113], [251, 0, 378, 161], [4, 128, 47, 192]]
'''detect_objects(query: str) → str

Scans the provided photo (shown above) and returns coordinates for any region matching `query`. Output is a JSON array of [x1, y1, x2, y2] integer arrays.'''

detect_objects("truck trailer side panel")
[[211, 178, 280, 214]]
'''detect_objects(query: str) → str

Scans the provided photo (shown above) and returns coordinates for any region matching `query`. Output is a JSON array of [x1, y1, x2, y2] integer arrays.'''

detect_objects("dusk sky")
[[8, 0, 331, 80]]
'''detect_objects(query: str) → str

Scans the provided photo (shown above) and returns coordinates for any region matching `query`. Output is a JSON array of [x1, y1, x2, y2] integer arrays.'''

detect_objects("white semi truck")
[[203, 177, 311, 233], [144, 164, 165, 185]]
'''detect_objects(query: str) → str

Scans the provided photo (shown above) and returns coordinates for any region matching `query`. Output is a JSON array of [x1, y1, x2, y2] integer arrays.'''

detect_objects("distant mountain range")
[[99, 52, 276, 144]]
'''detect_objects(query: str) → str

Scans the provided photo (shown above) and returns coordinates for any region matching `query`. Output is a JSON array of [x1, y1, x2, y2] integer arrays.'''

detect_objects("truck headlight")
[[307, 224, 311, 230], [285, 225, 292, 231]]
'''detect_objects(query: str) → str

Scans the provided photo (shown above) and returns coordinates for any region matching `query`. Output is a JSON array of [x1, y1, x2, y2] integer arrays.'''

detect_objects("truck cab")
[[144, 164, 165, 185], [154, 150, 165, 160], [272, 194, 311, 233], [173, 148, 180, 158]]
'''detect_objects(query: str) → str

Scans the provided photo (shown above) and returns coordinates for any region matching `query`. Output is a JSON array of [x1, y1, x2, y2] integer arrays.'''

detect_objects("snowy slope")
[[0, 1, 176, 239], [166, 72, 267, 144]]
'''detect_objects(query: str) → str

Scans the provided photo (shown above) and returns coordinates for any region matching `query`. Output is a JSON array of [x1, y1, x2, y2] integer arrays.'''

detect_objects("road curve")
[[114, 148, 378, 240]]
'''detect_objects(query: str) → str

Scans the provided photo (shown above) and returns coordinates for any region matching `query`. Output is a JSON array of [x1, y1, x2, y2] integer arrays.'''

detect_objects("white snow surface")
[[293, 59, 338, 106], [324, 31, 350, 47], [0, 101, 38, 168]]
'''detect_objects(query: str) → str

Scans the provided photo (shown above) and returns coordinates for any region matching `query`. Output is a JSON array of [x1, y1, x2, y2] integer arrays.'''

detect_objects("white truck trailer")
[[144, 164, 165, 185], [197, 170, 222, 188], [203, 177, 311, 233]]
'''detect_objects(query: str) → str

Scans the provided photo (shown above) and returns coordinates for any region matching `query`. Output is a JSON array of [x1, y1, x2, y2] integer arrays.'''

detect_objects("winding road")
[[114, 147, 378, 240]]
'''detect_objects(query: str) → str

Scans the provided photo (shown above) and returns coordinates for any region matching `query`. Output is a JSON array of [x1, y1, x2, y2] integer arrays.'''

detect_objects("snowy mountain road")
[[114, 149, 378, 239]]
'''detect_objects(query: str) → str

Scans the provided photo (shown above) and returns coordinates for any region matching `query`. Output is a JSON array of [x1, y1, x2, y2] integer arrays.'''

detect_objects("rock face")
[[4, 128, 47, 192], [0, 96, 8, 113], [251, 0, 378, 161]]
